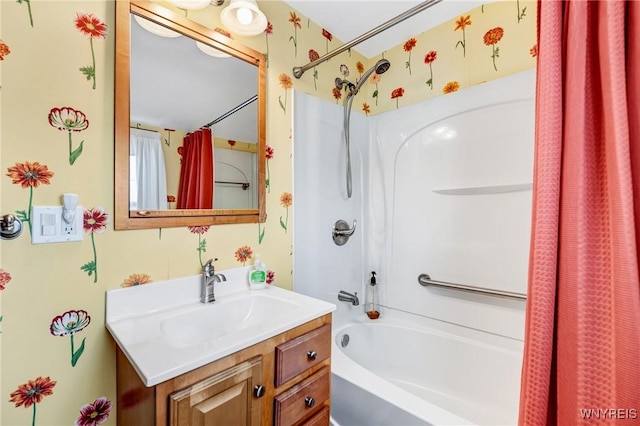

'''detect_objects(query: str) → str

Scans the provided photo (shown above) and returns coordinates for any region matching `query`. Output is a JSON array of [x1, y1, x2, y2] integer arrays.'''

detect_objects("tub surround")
[[106, 266, 336, 386]]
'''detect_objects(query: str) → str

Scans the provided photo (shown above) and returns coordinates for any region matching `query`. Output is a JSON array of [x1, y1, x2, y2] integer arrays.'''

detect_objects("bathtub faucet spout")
[[338, 290, 360, 306]]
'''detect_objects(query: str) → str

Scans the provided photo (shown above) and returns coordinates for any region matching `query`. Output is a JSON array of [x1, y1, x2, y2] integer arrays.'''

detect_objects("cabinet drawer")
[[301, 406, 330, 426], [275, 323, 331, 386], [274, 366, 330, 426]]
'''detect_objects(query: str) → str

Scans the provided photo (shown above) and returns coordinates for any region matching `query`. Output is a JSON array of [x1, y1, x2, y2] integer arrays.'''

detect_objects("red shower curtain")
[[519, 1, 640, 424], [177, 128, 214, 209]]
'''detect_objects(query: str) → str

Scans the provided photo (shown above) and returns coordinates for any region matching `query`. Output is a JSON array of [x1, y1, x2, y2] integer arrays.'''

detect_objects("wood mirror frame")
[[115, 0, 266, 230]]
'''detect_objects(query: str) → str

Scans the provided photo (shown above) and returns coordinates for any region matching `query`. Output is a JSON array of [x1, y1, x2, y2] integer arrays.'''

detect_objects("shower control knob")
[[253, 385, 265, 398], [306, 350, 317, 361], [304, 396, 315, 408]]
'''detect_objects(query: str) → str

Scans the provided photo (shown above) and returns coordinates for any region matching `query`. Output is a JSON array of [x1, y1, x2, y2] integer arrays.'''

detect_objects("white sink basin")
[[105, 266, 336, 386], [160, 293, 300, 347]]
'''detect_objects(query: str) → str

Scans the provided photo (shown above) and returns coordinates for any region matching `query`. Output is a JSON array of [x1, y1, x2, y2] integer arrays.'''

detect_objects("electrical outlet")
[[31, 206, 83, 244]]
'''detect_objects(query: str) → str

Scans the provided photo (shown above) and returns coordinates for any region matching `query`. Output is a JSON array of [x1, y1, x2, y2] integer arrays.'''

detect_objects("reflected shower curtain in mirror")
[[130, 128, 168, 210], [177, 128, 214, 209]]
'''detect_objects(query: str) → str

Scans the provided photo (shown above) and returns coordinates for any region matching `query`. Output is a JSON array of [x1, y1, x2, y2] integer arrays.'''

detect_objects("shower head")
[[355, 59, 391, 92]]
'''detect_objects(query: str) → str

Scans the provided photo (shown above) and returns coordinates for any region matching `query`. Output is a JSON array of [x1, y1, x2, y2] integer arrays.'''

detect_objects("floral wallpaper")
[[0, 0, 535, 424]]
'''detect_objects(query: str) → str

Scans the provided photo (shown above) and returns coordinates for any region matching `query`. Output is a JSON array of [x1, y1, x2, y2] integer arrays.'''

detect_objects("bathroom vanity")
[[106, 267, 335, 425]]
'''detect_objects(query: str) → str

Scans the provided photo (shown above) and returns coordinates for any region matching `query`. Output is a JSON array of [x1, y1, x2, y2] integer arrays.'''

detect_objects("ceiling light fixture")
[[133, 15, 182, 38], [220, 0, 268, 36]]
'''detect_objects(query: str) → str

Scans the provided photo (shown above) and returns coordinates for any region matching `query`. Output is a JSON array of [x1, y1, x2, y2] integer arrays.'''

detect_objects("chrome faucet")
[[201, 258, 227, 303], [338, 290, 359, 306]]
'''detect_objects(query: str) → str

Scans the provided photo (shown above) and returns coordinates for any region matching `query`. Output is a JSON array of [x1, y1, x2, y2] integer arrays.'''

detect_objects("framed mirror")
[[115, 0, 266, 230]]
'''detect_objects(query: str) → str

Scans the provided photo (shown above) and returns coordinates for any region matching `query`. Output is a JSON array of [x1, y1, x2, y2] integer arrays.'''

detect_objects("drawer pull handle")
[[253, 384, 265, 398], [307, 350, 317, 361], [304, 396, 315, 408]]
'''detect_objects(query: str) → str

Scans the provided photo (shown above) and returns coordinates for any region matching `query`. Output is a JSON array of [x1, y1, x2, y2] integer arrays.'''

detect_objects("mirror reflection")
[[130, 13, 259, 211], [114, 0, 266, 230]]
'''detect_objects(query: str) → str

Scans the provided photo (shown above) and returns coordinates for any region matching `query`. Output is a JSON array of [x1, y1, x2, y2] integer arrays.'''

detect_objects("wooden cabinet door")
[[169, 356, 263, 426]]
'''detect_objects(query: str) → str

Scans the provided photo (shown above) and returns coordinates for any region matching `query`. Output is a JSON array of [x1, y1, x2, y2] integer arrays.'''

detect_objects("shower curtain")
[[519, 1, 640, 424], [177, 128, 214, 209], [130, 128, 168, 210]]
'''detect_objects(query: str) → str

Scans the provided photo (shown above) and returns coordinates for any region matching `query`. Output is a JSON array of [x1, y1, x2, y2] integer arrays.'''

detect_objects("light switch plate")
[[31, 206, 84, 244]]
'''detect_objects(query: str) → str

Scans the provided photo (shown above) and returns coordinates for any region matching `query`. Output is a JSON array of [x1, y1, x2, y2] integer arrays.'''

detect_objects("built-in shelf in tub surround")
[[432, 183, 532, 195], [105, 266, 336, 386]]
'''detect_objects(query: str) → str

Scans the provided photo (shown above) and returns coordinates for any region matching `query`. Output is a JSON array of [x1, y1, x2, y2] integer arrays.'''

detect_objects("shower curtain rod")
[[292, 0, 442, 79], [202, 94, 258, 128]]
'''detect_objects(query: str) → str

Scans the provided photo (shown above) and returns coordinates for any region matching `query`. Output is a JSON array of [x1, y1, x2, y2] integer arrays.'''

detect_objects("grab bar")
[[417, 273, 526, 301]]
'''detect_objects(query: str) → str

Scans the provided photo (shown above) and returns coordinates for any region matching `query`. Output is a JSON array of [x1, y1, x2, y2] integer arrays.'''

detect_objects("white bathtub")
[[330, 309, 524, 426]]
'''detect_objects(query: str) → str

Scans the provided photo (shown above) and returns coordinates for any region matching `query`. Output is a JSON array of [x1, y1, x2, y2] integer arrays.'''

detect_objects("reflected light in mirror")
[[169, 0, 211, 9], [220, 0, 268, 36], [133, 14, 182, 37], [196, 40, 231, 58]]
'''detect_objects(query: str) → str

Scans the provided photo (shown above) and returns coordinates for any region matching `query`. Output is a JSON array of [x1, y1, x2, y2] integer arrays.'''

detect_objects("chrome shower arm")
[[292, 0, 442, 79]]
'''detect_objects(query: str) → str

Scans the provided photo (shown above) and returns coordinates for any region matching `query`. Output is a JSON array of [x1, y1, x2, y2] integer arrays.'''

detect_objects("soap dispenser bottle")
[[365, 271, 380, 320], [249, 255, 267, 290]]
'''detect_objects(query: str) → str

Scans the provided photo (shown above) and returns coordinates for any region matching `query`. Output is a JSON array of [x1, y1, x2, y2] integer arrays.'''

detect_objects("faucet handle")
[[203, 258, 218, 277]]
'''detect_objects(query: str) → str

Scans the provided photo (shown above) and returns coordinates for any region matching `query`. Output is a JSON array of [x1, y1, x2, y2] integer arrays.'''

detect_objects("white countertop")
[[106, 266, 336, 387]]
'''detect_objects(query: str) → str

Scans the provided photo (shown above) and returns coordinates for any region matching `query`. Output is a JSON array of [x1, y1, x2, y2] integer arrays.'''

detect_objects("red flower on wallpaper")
[[322, 28, 333, 53], [483, 27, 505, 71], [188, 226, 210, 235], [75, 397, 112, 426], [0, 40, 11, 61], [289, 12, 301, 57], [266, 145, 274, 193], [530, 44, 538, 57], [75, 12, 107, 38], [235, 245, 253, 265], [332, 87, 342, 103], [403, 37, 417, 75], [83, 207, 108, 233], [6, 161, 54, 234], [443, 81, 461, 94], [391, 87, 405, 108], [9, 376, 57, 426], [121, 273, 152, 287], [264, 21, 273, 67], [228, 140, 236, 148], [50, 309, 91, 367], [279, 192, 292, 233], [279, 73, 293, 113], [6, 161, 54, 189], [189, 226, 210, 268], [266, 270, 275, 285], [82, 207, 109, 283], [362, 103, 371, 116], [0, 269, 11, 291], [424, 50, 437, 89], [454, 15, 472, 57], [356, 61, 365, 76], [75, 12, 108, 90], [48, 106, 89, 165], [9, 376, 57, 408], [371, 73, 381, 106], [309, 49, 320, 90]]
